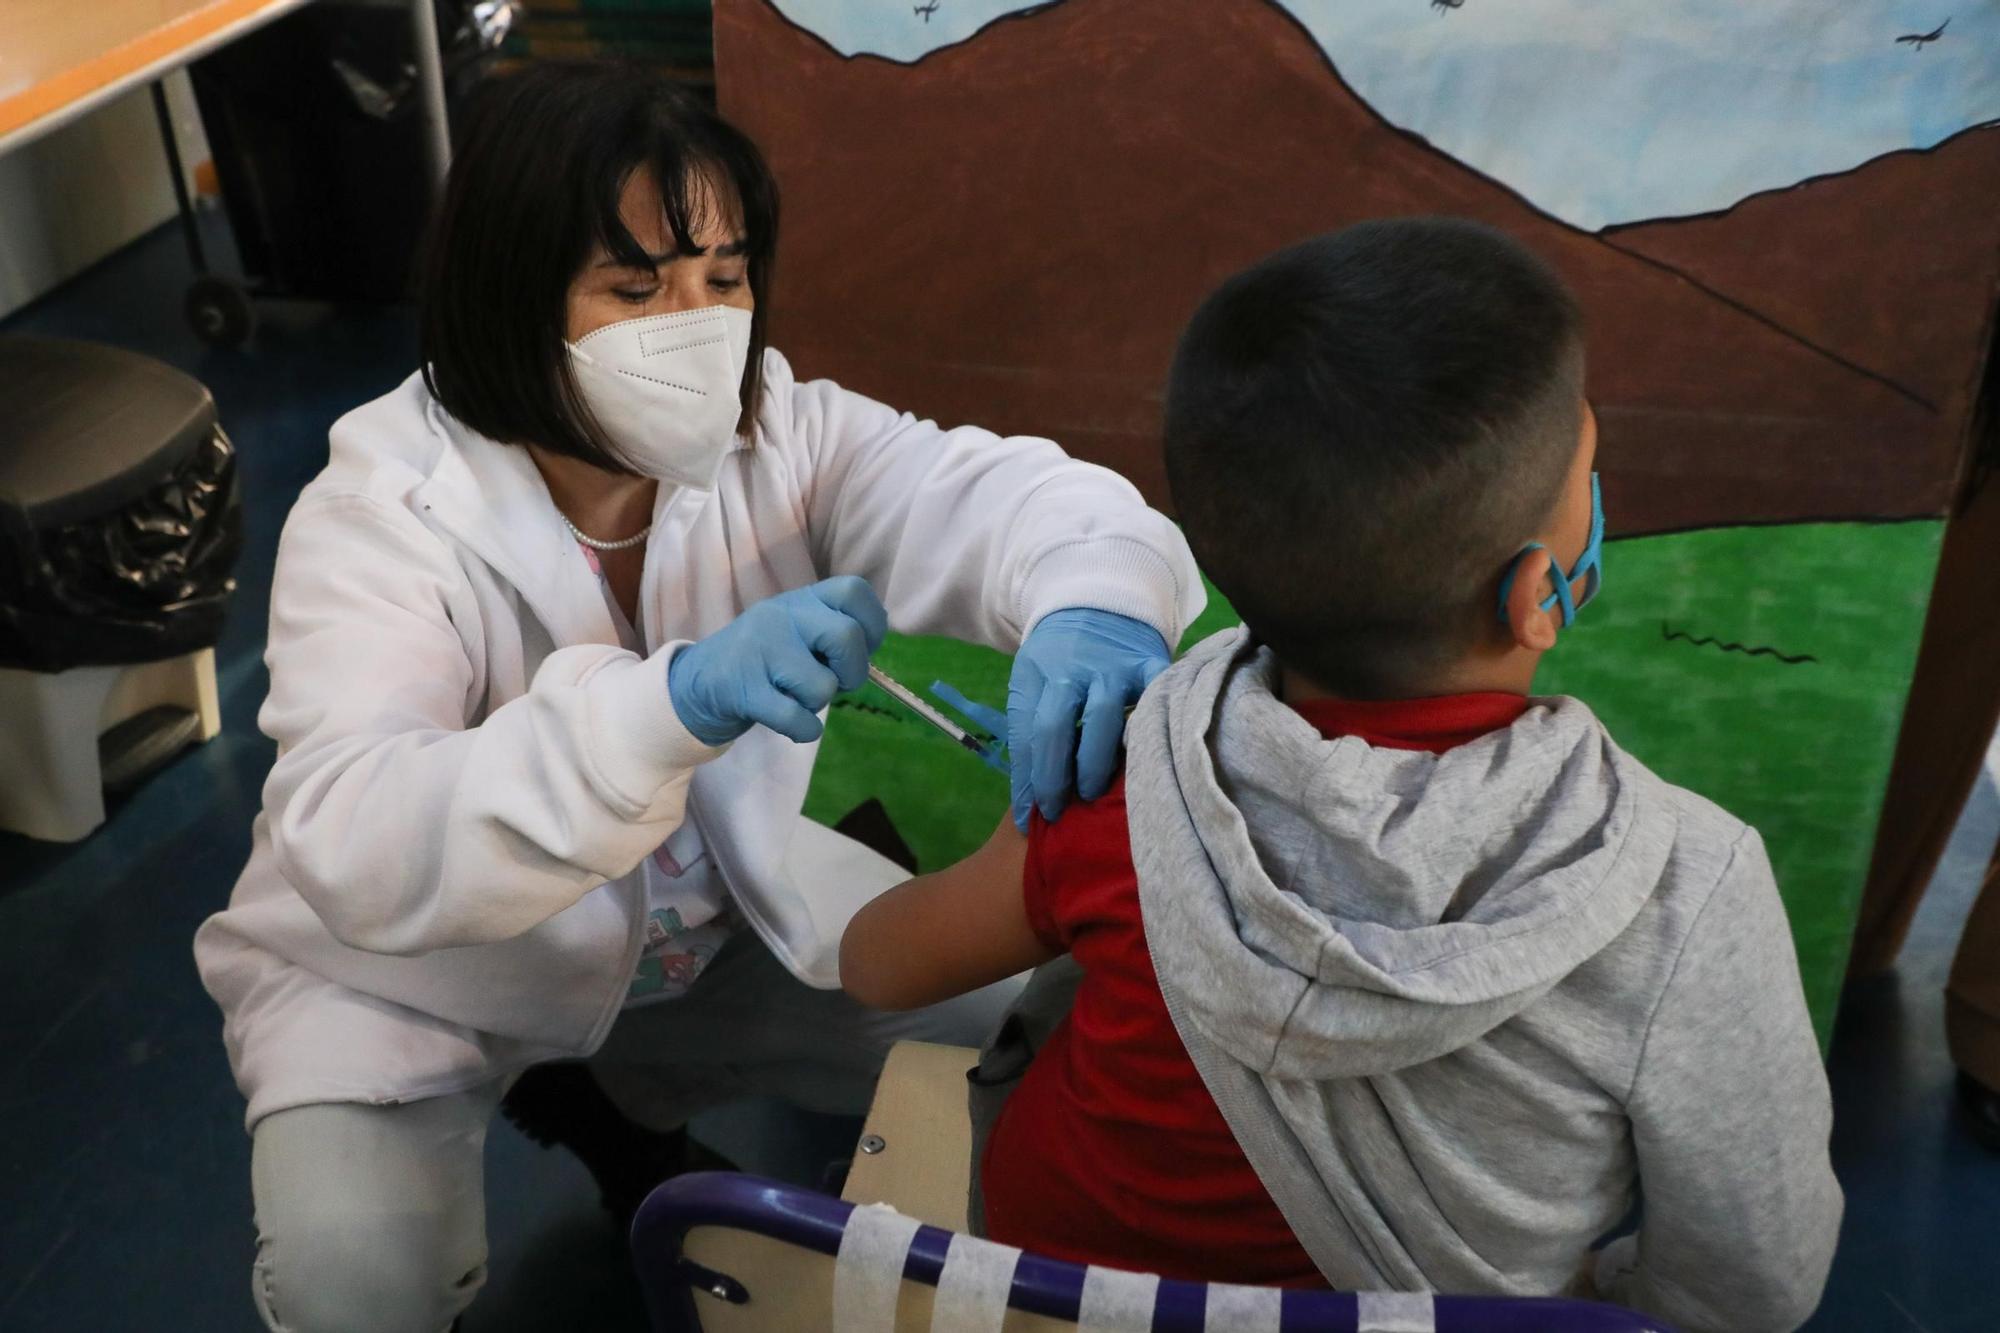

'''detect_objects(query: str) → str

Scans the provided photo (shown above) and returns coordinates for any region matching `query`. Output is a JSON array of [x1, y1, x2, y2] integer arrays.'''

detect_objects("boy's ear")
[[1504, 548, 1562, 653]]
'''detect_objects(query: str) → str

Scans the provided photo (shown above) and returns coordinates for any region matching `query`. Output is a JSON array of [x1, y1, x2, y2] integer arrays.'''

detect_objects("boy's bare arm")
[[839, 815, 1059, 1011]]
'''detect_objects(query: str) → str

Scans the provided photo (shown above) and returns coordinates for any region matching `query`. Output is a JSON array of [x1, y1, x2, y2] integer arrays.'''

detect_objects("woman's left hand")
[[1004, 609, 1171, 828]]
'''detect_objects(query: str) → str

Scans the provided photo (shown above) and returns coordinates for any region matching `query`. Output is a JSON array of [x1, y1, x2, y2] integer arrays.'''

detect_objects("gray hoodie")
[[1124, 630, 1841, 1333]]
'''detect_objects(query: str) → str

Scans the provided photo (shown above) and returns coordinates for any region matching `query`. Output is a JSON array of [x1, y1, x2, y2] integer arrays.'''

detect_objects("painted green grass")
[[806, 521, 1943, 1041]]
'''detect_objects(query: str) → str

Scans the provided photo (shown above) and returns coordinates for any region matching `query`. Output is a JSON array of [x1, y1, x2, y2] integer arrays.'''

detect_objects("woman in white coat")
[[194, 64, 1203, 1332]]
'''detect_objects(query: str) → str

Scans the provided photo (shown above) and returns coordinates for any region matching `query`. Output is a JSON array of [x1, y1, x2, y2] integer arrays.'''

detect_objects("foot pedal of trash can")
[[99, 706, 203, 793], [0, 649, 221, 842]]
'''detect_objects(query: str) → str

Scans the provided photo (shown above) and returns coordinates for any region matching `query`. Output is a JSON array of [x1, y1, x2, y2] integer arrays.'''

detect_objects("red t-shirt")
[[980, 691, 1530, 1285]]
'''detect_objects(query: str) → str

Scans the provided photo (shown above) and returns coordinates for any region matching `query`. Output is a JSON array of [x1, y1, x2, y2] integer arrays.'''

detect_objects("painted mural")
[[713, 0, 2000, 1036]]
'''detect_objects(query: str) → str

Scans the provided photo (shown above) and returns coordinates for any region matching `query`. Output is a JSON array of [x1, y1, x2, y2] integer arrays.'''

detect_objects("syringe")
[[866, 663, 995, 758]]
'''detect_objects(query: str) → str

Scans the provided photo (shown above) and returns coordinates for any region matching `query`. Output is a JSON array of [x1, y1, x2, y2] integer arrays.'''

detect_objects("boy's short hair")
[[1164, 218, 1583, 698]]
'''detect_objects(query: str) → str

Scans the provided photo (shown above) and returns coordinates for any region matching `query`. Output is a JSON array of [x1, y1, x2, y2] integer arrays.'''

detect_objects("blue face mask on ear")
[[1496, 472, 1603, 629]]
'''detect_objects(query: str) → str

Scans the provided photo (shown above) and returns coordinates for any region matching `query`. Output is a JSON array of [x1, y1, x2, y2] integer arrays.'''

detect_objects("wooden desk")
[[1, 1, 310, 156], [0, 0, 448, 177]]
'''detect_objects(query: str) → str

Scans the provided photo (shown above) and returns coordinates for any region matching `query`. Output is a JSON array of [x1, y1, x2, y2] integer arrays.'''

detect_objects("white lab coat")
[[193, 349, 1203, 1128]]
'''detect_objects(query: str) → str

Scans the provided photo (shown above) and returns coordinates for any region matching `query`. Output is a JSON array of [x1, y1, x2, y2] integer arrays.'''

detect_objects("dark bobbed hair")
[[1164, 217, 1584, 698], [420, 61, 779, 469]]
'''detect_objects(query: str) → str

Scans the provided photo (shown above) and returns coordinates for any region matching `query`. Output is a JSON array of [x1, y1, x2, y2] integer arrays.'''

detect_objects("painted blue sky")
[[768, 0, 2000, 230]]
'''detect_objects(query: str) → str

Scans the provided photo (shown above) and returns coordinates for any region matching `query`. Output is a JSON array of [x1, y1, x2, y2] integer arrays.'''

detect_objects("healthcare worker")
[[194, 62, 1203, 1333]]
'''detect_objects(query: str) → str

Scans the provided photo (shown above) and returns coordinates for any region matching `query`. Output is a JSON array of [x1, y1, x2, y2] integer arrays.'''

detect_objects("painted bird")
[[1897, 18, 1950, 48]]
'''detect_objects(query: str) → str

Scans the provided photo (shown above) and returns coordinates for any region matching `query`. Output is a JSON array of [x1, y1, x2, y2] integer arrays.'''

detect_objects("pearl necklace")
[[560, 513, 652, 551]]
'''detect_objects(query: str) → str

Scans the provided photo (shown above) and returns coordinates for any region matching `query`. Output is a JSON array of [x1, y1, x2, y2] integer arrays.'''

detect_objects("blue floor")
[[1, 218, 1995, 1331]]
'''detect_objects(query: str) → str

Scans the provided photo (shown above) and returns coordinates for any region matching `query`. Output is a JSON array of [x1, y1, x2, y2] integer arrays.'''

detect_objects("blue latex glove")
[[667, 576, 888, 746], [1001, 608, 1171, 828]]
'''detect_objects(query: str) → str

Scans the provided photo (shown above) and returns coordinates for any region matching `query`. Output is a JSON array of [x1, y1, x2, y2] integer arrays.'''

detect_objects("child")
[[840, 218, 1842, 1331]]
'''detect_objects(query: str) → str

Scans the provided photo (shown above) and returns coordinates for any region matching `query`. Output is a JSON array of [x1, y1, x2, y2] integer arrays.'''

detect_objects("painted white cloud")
[[765, 0, 2000, 230], [770, 0, 1049, 61]]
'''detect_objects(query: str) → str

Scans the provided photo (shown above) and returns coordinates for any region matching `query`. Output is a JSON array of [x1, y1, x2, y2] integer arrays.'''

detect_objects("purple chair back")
[[630, 1172, 1676, 1333]]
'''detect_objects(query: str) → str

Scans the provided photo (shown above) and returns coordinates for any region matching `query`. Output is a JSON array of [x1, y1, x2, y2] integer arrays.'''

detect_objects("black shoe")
[[1957, 1071, 2000, 1154], [499, 1062, 737, 1227]]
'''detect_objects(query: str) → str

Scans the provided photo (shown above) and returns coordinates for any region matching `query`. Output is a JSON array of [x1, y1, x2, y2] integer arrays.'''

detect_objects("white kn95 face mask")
[[566, 304, 753, 489]]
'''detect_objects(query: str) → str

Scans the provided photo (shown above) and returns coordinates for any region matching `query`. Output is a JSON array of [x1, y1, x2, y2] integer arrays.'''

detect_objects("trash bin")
[[0, 335, 241, 840], [187, 0, 516, 309]]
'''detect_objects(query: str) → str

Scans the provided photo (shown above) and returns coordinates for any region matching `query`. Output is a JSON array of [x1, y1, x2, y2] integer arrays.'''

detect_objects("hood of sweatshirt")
[[1127, 628, 1675, 1081]]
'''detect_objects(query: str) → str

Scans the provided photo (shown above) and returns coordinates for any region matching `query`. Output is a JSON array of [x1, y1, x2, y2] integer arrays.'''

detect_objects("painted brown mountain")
[[1606, 130, 2000, 418], [715, 0, 2000, 535]]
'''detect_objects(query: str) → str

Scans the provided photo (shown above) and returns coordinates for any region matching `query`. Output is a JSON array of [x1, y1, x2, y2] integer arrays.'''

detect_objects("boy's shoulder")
[[1512, 701, 1806, 1108], [1556, 695, 1791, 992], [1028, 773, 1139, 884], [1555, 694, 1756, 880], [1533, 694, 1775, 944]]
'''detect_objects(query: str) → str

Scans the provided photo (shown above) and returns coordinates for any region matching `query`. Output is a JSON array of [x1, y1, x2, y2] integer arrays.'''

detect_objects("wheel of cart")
[[182, 272, 256, 349]]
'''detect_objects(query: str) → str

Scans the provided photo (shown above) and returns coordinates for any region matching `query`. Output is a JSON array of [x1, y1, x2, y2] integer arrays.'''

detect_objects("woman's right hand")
[[667, 576, 888, 746]]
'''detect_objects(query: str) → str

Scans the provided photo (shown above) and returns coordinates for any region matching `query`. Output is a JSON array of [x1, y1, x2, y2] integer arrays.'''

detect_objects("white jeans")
[[247, 932, 1019, 1333]]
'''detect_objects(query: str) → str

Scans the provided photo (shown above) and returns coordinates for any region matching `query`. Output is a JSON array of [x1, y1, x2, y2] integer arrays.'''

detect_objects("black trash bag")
[[0, 429, 243, 672]]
